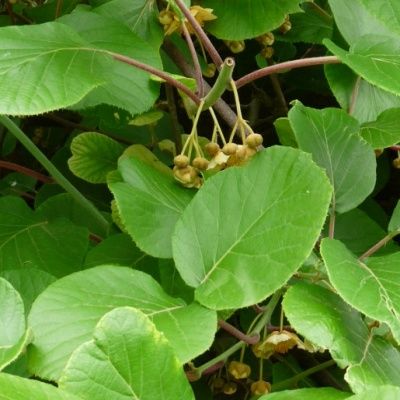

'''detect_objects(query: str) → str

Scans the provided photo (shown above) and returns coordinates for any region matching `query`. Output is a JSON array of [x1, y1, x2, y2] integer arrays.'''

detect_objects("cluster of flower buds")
[[158, 5, 216, 36], [279, 15, 292, 34], [173, 154, 209, 188], [257, 32, 275, 59]]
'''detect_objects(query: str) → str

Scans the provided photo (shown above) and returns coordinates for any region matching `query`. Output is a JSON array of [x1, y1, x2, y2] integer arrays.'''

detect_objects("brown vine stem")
[[359, 231, 399, 261], [218, 319, 260, 345], [174, 0, 223, 67], [181, 22, 205, 97], [110, 52, 201, 104], [236, 56, 341, 88], [0, 160, 54, 183]]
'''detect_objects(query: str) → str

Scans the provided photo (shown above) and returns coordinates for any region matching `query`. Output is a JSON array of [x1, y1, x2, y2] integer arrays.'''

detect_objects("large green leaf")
[[327, 0, 396, 44], [325, 64, 400, 124], [325, 36, 400, 98], [0, 373, 83, 400], [28, 265, 216, 381], [110, 157, 194, 258], [283, 282, 400, 392], [68, 132, 124, 183], [321, 239, 400, 344], [0, 278, 30, 371], [59, 10, 161, 114], [259, 388, 349, 400], [201, 0, 302, 40], [360, 108, 400, 148], [0, 196, 89, 277], [0, 22, 107, 115], [288, 103, 376, 213], [60, 307, 194, 400], [172, 147, 332, 310], [0, 14, 161, 115]]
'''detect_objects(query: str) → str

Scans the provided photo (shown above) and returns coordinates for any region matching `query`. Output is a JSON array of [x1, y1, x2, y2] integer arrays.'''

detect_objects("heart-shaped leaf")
[[288, 103, 376, 213], [321, 238, 400, 344], [59, 307, 194, 400], [259, 387, 349, 400], [173, 146, 332, 310], [68, 132, 124, 184], [28, 265, 216, 381]]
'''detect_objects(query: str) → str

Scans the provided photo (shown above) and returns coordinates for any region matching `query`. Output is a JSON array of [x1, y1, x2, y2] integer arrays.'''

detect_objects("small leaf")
[[283, 282, 400, 392], [321, 238, 400, 344], [259, 387, 349, 399], [28, 265, 216, 381], [110, 156, 194, 258], [273, 117, 297, 147], [68, 132, 124, 184], [288, 103, 376, 213], [202, 0, 302, 40], [0, 278, 29, 371], [0, 373, 83, 400], [325, 36, 400, 98], [60, 307, 194, 400], [361, 108, 400, 149], [173, 146, 332, 310]]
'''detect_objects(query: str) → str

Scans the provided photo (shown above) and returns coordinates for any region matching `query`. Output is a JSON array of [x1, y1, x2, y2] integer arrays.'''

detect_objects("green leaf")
[[84, 233, 148, 268], [327, 0, 396, 44], [388, 200, 400, 233], [321, 238, 400, 344], [325, 64, 400, 124], [283, 282, 400, 392], [28, 265, 216, 381], [348, 387, 400, 400], [275, 2, 333, 44], [259, 387, 349, 399], [0, 373, 83, 400], [172, 147, 332, 310], [0, 196, 89, 277], [60, 307, 194, 400], [59, 10, 161, 115], [93, 0, 163, 47], [0, 278, 29, 371], [201, 0, 302, 40], [0, 14, 161, 115], [360, 108, 400, 148], [110, 157, 194, 258], [273, 117, 297, 147], [0, 22, 106, 115], [325, 36, 400, 98], [288, 103, 376, 213], [0, 269, 56, 313], [68, 132, 124, 183], [36, 193, 111, 237]]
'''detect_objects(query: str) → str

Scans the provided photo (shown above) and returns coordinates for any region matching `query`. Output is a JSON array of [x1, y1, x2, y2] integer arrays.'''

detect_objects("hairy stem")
[[359, 231, 399, 261], [0, 160, 54, 183], [218, 320, 260, 345], [236, 56, 340, 88], [181, 23, 204, 97], [0, 116, 110, 237], [174, 0, 223, 67], [110, 52, 200, 104]]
